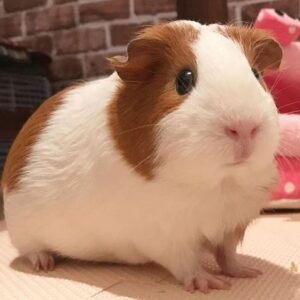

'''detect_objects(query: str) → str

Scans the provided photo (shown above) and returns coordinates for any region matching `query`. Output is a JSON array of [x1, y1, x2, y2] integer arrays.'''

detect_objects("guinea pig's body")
[[2, 21, 282, 293]]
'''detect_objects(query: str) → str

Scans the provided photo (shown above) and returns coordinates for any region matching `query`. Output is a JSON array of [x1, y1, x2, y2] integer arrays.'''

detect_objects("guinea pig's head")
[[109, 21, 282, 184]]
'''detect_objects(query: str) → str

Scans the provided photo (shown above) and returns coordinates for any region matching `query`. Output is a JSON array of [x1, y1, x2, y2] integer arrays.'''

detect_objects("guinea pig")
[[2, 20, 282, 293]]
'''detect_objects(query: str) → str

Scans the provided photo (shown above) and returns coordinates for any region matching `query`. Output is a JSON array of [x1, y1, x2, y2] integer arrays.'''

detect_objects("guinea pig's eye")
[[175, 69, 195, 95], [252, 68, 260, 79]]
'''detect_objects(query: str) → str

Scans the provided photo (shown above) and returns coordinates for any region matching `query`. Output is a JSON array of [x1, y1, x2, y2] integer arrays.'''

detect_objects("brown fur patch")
[[108, 23, 198, 178], [2, 87, 75, 193], [220, 25, 282, 73]]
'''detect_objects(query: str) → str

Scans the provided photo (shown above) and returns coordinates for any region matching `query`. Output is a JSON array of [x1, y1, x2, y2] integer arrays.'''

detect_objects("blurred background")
[[0, 0, 299, 217]]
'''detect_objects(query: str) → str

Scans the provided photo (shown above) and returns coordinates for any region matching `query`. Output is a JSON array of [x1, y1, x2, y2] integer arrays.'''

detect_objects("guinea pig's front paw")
[[183, 269, 231, 293], [222, 264, 262, 278], [27, 251, 55, 272]]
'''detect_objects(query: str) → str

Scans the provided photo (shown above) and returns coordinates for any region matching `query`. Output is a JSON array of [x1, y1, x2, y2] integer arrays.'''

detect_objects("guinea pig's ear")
[[221, 26, 283, 72], [252, 31, 282, 71], [109, 37, 164, 82]]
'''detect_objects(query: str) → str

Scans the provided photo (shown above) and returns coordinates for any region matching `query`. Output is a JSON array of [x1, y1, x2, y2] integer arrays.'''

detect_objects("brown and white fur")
[[2, 21, 282, 293]]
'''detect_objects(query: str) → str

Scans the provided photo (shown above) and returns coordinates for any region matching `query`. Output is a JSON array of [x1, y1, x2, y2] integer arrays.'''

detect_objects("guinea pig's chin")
[[225, 147, 276, 173], [219, 142, 277, 174]]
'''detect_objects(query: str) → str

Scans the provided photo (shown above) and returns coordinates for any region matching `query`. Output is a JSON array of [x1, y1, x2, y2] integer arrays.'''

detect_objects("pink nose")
[[225, 122, 260, 140]]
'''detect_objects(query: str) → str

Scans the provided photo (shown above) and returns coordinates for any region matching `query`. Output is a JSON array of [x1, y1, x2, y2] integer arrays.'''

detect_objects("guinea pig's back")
[[3, 74, 119, 195], [1, 73, 135, 255]]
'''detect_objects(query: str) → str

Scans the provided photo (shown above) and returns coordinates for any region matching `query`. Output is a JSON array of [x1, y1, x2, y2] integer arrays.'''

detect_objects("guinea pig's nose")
[[225, 122, 260, 140]]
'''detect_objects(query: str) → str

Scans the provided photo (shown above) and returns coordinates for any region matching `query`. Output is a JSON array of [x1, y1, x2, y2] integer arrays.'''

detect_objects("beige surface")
[[265, 199, 300, 209], [1, 215, 300, 300]]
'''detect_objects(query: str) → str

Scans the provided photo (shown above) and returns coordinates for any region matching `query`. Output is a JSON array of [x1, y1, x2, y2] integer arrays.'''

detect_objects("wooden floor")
[[0, 215, 300, 299]]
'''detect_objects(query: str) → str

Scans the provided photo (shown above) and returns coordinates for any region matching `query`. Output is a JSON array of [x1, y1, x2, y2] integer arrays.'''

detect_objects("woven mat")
[[1, 215, 300, 300]]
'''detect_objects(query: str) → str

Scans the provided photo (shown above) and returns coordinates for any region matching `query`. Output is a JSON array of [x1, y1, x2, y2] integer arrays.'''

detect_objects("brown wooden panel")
[[177, 0, 228, 24]]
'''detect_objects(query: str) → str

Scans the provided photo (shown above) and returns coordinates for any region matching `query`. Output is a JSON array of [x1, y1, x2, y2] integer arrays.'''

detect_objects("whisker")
[[277, 100, 300, 111], [116, 124, 159, 136], [267, 72, 283, 96], [284, 110, 300, 115], [131, 152, 155, 171]]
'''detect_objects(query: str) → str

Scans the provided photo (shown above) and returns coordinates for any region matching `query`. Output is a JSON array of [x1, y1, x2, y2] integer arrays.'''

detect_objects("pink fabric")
[[264, 42, 300, 114], [273, 115, 300, 199], [255, 9, 300, 114], [253, 9, 300, 200], [273, 156, 300, 199], [254, 8, 300, 46], [277, 114, 300, 158]]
